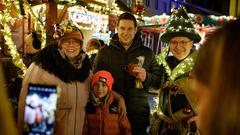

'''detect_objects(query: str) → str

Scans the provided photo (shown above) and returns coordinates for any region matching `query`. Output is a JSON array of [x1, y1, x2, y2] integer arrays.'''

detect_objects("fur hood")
[[33, 44, 91, 83]]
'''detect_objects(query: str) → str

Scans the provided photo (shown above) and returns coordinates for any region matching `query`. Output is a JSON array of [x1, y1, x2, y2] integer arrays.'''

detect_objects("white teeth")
[[67, 49, 75, 52]]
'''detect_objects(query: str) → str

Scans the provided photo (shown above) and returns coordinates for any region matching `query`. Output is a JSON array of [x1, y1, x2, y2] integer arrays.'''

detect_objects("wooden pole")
[[230, 0, 240, 16], [45, 0, 57, 45]]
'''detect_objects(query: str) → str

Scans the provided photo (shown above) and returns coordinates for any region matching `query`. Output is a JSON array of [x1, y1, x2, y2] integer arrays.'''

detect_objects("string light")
[[141, 13, 236, 27], [68, 6, 108, 32], [156, 46, 195, 84], [56, 0, 77, 4], [23, 0, 46, 49], [0, 0, 27, 72]]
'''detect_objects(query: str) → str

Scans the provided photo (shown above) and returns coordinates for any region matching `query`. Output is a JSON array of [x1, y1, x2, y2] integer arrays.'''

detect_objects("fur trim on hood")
[[33, 44, 91, 83]]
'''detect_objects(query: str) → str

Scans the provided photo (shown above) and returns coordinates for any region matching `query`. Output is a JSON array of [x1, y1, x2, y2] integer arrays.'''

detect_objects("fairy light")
[[56, 0, 77, 4], [140, 13, 236, 27], [68, 6, 108, 32], [0, 0, 27, 72], [156, 46, 195, 85], [23, 0, 46, 49], [11, 0, 21, 17]]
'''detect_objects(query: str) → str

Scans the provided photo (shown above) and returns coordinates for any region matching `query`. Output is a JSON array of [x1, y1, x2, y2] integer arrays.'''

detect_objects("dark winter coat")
[[82, 93, 132, 135], [93, 32, 162, 126]]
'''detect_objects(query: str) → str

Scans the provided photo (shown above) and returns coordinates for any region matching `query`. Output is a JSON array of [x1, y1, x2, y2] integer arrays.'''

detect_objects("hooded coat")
[[93, 32, 162, 129], [82, 93, 132, 135], [17, 45, 92, 135]]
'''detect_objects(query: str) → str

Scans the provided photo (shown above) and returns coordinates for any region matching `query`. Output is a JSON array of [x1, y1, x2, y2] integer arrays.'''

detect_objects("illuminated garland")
[[10, 0, 21, 18], [23, 0, 46, 49], [156, 46, 171, 77], [0, 1, 27, 72], [55, 0, 78, 4], [140, 13, 236, 27], [156, 46, 196, 84]]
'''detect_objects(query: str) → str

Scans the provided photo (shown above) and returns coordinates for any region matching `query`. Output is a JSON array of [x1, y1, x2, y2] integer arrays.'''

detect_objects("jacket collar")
[[33, 44, 91, 83], [109, 32, 143, 52]]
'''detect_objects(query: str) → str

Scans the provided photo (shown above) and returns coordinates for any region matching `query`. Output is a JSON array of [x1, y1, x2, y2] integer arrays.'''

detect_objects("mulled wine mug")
[[125, 63, 139, 76]]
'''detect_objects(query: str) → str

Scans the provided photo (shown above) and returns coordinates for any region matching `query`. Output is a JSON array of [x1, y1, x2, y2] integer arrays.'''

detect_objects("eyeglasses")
[[169, 40, 192, 46], [62, 39, 83, 46]]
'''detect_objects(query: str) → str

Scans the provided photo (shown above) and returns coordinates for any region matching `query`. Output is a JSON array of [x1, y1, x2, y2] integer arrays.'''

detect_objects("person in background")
[[98, 39, 106, 48], [23, 31, 42, 67], [192, 18, 240, 135], [2, 30, 41, 123], [0, 64, 18, 135], [150, 6, 201, 135], [83, 70, 132, 135], [86, 38, 101, 67], [93, 12, 162, 135]]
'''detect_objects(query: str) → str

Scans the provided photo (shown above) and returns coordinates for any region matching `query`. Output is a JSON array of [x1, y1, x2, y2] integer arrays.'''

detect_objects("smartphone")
[[23, 84, 59, 135]]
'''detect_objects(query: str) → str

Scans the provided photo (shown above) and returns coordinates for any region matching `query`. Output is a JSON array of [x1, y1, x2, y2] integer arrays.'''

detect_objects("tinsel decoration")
[[0, 0, 27, 72], [10, 0, 21, 18], [55, 0, 78, 4], [156, 46, 196, 85], [23, 0, 46, 49]]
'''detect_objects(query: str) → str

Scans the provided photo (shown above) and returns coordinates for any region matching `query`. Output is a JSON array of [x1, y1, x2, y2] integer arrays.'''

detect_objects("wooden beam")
[[45, 0, 57, 45], [230, 0, 240, 16], [57, 4, 70, 23], [0, 3, 5, 11]]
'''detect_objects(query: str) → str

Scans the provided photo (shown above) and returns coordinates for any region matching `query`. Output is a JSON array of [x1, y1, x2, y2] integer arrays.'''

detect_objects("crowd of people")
[[1, 5, 240, 135]]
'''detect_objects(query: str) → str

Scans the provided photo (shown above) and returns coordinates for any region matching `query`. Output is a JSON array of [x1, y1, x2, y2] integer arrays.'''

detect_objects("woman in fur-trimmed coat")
[[17, 23, 92, 135]]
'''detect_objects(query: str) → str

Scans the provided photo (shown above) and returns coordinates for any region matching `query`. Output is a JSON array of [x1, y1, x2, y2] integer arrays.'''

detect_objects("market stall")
[[138, 12, 235, 54]]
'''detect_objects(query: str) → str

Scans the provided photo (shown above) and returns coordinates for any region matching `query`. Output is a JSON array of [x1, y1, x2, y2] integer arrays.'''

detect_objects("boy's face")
[[93, 81, 109, 98]]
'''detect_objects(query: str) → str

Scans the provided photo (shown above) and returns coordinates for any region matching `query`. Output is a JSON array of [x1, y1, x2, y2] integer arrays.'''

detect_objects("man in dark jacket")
[[93, 12, 162, 135]]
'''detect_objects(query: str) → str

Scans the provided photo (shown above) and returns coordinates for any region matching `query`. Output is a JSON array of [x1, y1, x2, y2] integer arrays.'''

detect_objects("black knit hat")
[[161, 6, 201, 43]]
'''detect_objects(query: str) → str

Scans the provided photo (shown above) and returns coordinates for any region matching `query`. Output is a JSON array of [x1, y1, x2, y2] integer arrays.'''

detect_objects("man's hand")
[[112, 91, 127, 119], [118, 97, 127, 120], [132, 66, 146, 82]]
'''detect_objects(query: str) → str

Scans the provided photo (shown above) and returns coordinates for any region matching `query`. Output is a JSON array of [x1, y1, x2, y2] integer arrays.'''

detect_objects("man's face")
[[93, 81, 109, 98], [117, 19, 137, 47], [169, 36, 193, 60]]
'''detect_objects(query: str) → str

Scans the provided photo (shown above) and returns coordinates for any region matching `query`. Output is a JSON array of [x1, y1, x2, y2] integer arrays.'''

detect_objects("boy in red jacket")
[[83, 70, 132, 135]]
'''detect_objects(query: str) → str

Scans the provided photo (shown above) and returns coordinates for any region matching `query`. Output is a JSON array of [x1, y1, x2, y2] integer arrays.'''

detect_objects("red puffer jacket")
[[82, 94, 132, 135]]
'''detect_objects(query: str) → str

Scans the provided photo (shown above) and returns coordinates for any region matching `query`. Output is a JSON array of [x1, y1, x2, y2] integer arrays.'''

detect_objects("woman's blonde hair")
[[0, 64, 18, 135], [194, 18, 240, 135]]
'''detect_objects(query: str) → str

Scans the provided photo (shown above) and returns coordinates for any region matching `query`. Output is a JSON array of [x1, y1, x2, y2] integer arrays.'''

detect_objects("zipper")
[[74, 82, 78, 135]]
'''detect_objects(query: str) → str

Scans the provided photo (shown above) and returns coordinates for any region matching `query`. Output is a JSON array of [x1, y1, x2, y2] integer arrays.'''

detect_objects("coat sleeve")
[[17, 63, 40, 134], [92, 49, 105, 73], [143, 52, 163, 89], [17, 63, 55, 134], [119, 117, 132, 135]]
